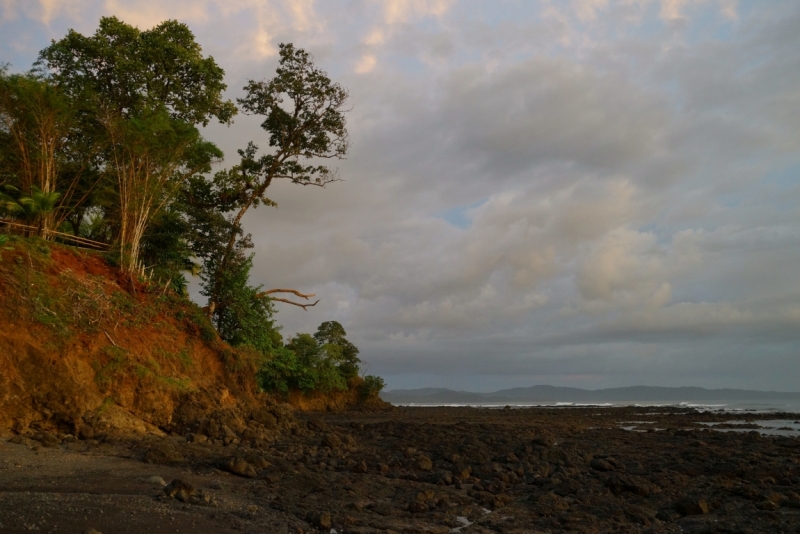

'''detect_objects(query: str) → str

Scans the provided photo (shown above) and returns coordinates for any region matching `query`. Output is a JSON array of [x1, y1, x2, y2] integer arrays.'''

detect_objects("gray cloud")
[[3, 1, 800, 391]]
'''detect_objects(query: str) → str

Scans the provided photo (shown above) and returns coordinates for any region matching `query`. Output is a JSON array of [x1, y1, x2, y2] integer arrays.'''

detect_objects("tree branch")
[[257, 288, 316, 299], [268, 297, 320, 310]]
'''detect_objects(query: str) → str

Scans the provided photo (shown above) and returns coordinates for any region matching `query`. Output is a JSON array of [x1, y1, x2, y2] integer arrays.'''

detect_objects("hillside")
[[0, 235, 381, 439], [381, 385, 800, 405]]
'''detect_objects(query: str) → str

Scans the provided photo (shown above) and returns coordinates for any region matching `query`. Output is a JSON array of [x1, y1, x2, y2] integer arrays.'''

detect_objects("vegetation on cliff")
[[0, 16, 384, 427]]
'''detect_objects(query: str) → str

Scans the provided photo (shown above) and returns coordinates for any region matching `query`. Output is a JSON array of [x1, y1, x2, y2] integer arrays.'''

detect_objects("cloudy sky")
[[3, 0, 799, 392]]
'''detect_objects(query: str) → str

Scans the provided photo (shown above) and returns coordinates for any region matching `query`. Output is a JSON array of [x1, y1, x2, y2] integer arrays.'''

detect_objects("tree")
[[37, 17, 235, 273], [314, 321, 361, 379], [37, 17, 236, 125], [98, 105, 221, 273], [203, 43, 349, 317], [19, 186, 62, 236], [286, 333, 346, 393], [0, 69, 82, 237], [211, 254, 282, 354]]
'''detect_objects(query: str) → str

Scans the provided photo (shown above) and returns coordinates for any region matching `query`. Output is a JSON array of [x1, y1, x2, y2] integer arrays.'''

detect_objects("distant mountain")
[[380, 385, 800, 404]]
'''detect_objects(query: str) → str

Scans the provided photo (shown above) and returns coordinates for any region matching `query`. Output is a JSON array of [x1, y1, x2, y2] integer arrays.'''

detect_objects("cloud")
[[1, 0, 327, 59], [381, 0, 456, 24], [2, 0, 799, 390], [354, 53, 377, 73], [353, 0, 456, 72], [1, 0, 91, 25]]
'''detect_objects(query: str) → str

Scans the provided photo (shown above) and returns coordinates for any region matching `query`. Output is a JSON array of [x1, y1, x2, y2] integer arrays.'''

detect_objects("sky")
[[2, 0, 799, 392]]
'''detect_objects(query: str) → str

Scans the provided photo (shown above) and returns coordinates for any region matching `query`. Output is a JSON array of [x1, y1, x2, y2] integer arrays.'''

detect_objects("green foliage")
[[175, 302, 218, 343], [210, 254, 280, 353], [361, 375, 386, 399], [0, 19, 383, 401], [0, 186, 24, 216], [257, 347, 309, 393], [257, 322, 363, 395], [37, 16, 236, 126], [139, 206, 193, 294], [93, 345, 130, 389], [199, 42, 350, 315], [315, 320, 361, 379], [37, 16, 230, 273]]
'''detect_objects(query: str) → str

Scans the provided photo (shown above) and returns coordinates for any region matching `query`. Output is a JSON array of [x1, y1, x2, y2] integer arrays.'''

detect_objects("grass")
[[156, 376, 194, 392], [93, 346, 130, 390], [154, 347, 194, 370], [94, 346, 195, 393]]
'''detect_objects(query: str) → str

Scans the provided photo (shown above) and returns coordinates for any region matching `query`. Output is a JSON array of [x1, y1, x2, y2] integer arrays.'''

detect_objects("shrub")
[[360, 375, 386, 399]]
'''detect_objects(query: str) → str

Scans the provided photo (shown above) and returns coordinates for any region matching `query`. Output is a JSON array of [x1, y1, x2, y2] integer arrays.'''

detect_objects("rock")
[[532, 435, 554, 447], [271, 404, 295, 425], [143, 442, 184, 464], [187, 433, 208, 444], [244, 453, 270, 470], [656, 509, 680, 523], [783, 491, 800, 508], [416, 490, 435, 502], [251, 408, 278, 429], [604, 474, 661, 496], [590, 458, 615, 472], [625, 505, 657, 525], [756, 500, 780, 511], [674, 497, 709, 515], [191, 490, 218, 507], [554, 479, 581, 496], [82, 529, 102, 534], [221, 425, 238, 445], [307, 418, 327, 431], [454, 466, 472, 480], [220, 457, 258, 478], [323, 433, 343, 449], [408, 500, 429, 513], [307, 511, 332, 529], [163, 479, 195, 502], [532, 492, 569, 515], [38, 432, 60, 448], [146, 475, 166, 486], [416, 455, 433, 471]]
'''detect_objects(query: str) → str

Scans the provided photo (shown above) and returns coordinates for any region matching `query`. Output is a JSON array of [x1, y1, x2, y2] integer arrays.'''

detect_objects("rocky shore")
[[2, 405, 800, 533]]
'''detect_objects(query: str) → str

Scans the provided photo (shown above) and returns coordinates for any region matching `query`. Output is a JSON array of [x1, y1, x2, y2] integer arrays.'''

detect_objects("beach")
[[2, 404, 800, 533]]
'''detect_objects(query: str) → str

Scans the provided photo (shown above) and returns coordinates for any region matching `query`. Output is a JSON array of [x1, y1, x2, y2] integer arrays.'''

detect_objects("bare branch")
[[268, 297, 320, 310], [257, 288, 316, 299]]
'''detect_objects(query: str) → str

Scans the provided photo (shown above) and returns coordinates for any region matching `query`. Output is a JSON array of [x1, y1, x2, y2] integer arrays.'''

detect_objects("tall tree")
[[203, 43, 349, 317], [37, 17, 235, 272], [98, 105, 221, 273], [314, 321, 361, 379], [0, 69, 80, 237]]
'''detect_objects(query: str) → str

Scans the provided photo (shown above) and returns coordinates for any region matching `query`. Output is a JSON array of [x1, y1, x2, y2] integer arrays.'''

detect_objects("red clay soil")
[[0, 237, 386, 441], [0, 238, 260, 438]]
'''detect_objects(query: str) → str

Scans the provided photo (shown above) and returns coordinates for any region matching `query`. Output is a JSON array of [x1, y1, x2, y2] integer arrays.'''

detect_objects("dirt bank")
[[0, 237, 379, 440]]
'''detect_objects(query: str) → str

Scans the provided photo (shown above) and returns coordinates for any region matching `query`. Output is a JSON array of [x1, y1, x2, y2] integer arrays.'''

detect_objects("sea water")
[[396, 400, 800, 413]]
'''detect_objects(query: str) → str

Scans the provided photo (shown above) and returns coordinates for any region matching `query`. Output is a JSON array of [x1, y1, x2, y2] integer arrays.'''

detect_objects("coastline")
[[2, 404, 800, 533]]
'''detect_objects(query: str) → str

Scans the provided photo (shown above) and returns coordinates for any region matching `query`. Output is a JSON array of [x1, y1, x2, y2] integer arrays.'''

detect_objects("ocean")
[[394, 399, 800, 413]]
